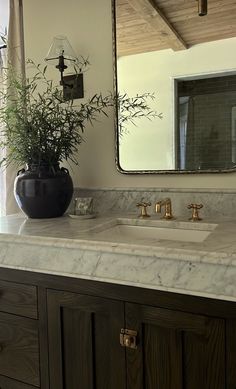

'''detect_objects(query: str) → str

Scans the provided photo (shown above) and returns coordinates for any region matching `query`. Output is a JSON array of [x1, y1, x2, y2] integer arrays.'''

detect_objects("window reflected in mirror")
[[177, 74, 236, 171]]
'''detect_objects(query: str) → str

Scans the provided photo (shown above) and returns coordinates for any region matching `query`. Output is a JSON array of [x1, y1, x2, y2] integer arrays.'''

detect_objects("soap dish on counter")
[[68, 213, 96, 220]]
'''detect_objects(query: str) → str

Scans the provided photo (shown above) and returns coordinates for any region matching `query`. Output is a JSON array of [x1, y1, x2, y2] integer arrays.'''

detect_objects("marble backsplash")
[[68, 187, 236, 220]]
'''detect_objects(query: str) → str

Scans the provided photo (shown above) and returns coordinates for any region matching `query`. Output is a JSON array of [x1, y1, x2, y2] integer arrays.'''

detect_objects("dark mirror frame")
[[112, 0, 236, 175]]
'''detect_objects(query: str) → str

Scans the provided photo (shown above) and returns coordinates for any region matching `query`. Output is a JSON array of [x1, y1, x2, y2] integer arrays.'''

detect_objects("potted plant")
[[0, 60, 111, 218]]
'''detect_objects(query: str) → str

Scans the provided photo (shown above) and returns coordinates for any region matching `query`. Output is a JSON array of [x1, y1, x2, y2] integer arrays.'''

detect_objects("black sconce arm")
[[197, 0, 208, 16]]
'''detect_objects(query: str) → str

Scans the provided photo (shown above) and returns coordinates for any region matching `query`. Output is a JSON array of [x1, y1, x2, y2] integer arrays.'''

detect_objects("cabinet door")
[[125, 303, 225, 389], [47, 290, 126, 389]]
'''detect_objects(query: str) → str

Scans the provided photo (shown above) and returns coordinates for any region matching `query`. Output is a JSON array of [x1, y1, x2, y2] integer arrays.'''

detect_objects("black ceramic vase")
[[14, 163, 73, 218]]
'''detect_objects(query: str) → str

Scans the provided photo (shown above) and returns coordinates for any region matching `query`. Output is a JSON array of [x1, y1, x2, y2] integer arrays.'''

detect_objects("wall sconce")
[[45, 35, 84, 100], [197, 0, 208, 16]]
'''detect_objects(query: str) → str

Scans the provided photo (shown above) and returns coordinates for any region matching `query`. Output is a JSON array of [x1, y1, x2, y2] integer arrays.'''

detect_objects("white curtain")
[[0, 49, 7, 216], [0, 0, 25, 215]]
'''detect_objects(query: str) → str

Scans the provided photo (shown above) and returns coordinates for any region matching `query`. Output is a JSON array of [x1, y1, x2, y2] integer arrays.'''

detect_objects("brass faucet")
[[155, 198, 175, 220], [136, 202, 151, 218]]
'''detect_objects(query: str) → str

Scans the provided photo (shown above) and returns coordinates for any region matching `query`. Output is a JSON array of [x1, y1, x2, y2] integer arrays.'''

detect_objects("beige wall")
[[118, 54, 174, 171], [23, 0, 236, 189]]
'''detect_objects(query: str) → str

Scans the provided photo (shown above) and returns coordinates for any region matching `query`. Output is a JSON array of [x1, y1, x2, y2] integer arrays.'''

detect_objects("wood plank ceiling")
[[116, 0, 236, 56]]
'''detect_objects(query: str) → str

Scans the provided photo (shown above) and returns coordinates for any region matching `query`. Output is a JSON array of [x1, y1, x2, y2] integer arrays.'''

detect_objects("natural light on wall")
[[0, 0, 9, 215]]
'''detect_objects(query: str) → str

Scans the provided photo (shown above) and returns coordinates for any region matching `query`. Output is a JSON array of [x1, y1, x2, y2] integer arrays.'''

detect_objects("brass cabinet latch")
[[120, 328, 138, 349]]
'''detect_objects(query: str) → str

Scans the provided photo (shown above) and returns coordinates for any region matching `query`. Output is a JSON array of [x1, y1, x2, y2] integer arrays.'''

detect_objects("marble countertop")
[[0, 213, 236, 302]]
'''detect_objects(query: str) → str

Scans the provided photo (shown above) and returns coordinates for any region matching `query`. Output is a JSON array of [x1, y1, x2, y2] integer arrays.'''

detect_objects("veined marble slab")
[[0, 213, 236, 302], [73, 187, 236, 219]]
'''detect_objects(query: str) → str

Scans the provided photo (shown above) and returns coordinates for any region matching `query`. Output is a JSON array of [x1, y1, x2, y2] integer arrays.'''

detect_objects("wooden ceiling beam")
[[126, 0, 188, 51]]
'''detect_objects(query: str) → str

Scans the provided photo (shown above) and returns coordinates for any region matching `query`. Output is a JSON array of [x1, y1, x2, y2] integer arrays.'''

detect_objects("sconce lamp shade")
[[45, 35, 84, 101], [45, 35, 77, 67]]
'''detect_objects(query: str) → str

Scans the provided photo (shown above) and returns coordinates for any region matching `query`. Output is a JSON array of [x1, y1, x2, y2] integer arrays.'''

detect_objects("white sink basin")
[[91, 218, 217, 243]]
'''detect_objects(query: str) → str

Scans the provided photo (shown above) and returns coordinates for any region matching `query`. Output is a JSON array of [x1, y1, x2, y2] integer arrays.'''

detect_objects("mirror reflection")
[[115, 0, 236, 173], [177, 74, 236, 171]]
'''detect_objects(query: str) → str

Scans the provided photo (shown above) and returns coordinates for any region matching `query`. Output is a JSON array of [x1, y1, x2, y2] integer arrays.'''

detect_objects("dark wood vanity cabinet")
[[0, 269, 235, 389], [126, 303, 225, 389], [46, 290, 230, 389], [47, 290, 126, 389]]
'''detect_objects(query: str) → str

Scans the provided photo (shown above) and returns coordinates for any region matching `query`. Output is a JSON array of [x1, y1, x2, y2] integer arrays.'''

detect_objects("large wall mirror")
[[114, 0, 236, 174]]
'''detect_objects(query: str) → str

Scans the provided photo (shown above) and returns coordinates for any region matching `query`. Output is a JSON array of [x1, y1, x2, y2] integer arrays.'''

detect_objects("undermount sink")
[[91, 218, 218, 243]]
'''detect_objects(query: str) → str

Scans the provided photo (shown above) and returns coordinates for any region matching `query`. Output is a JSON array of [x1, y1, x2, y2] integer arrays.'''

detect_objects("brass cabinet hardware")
[[155, 198, 175, 220], [120, 328, 138, 349], [187, 203, 203, 221], [136, 202, 151, 218]]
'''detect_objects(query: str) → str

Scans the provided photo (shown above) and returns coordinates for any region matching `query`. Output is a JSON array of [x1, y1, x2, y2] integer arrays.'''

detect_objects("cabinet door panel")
[[183, 318, 225, 389], [61, 308, 94, 388], [143, 325, 182, 389], [47, 290, 126, 389], [125, 303, 225, 389]]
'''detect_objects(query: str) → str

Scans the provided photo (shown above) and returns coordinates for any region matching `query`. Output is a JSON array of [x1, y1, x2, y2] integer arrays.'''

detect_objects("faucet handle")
[[136, 202, 151, 218], [187, 203, 203, 221]]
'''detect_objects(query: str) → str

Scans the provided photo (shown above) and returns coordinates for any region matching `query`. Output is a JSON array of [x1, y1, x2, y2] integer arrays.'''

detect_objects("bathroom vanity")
[[14, 0, 236, 386], [0, 213, 236, 388]]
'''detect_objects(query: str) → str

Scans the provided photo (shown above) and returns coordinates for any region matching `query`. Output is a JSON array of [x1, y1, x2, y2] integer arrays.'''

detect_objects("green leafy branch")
[[0, 59, 163, 168], [117, 92, 163, 138], [0, 60, 113, 167]]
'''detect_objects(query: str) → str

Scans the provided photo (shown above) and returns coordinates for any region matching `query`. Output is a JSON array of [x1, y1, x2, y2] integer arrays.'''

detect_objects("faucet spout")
[[155, 198, 175, 220]]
